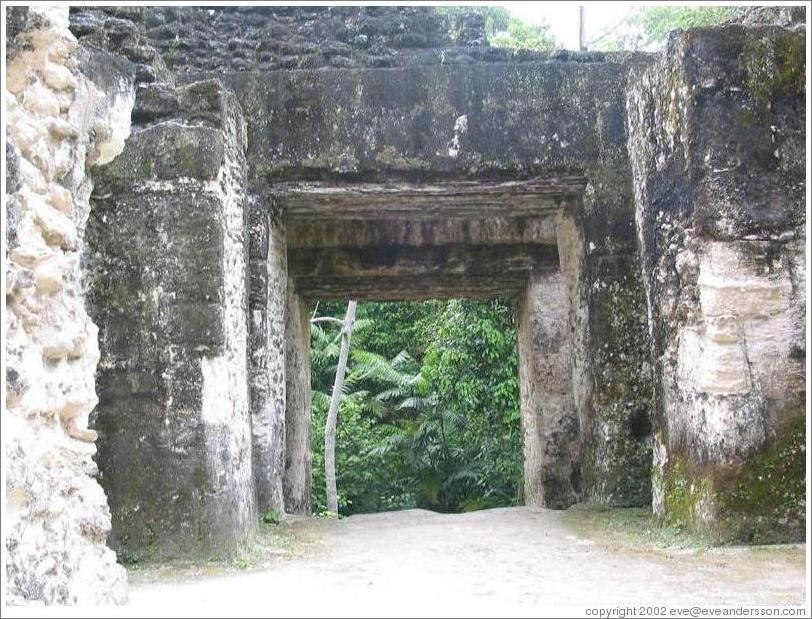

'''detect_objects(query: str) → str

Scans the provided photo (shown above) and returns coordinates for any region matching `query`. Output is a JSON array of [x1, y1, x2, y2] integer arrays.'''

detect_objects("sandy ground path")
[[128, 507, 807, 616]]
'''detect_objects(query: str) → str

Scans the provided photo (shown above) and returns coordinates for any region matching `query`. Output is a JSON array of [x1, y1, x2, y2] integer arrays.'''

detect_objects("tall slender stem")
[[324, 300, 357, 516]]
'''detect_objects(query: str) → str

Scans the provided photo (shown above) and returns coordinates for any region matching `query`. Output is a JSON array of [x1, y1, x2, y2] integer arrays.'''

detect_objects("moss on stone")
[[742, 32, 805, 118], [583, 258, 654, 507], [720, 415, 806, 543], [178, 150, 201, 177], [661, 457, 714, 531], [773, 35, 806, 95], [563, 504, 713, 550], [374, 145, 431, 172], [660, 416, 806, 543]]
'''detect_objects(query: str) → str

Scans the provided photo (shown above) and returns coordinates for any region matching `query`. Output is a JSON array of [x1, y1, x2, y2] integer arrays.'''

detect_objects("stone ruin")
[[3, 5, 806, 604]]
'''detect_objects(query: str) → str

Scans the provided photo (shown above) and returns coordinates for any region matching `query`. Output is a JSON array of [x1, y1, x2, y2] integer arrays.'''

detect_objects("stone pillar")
[[283, 280, 312, 514], [4, 6, 133, 604], [517, 268, 580, 508], [248, 198, 288, 513], [627, 26, 805, 541], [85, 79, 256, 559], [558, 195, 654, 508]]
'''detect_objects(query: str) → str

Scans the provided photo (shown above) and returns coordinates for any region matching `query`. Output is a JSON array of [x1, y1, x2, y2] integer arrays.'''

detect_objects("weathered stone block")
[[131, 83, 178, 123], [248, 205, 288, 513], [94, 123, 225, 185], [248, 200, 270, 260]]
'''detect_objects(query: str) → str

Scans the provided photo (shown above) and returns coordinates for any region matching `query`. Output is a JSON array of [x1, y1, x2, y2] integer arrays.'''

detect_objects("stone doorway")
[[279, 179, 587, 514], [82, 60, 658, 562]]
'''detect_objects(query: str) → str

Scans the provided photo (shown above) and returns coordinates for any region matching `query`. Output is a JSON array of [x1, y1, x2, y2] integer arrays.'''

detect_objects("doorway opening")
[[309, 298, 522, 516]]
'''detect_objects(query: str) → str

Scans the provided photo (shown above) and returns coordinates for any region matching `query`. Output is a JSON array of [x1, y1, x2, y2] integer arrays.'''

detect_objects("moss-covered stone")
[[743, 31, 806, 113], [661, 457, 714, 532], [93, 123, 225, 187], [374, 145, 431, 173], [629, 24, 805, 545], [659, 416, 806, 543], [581, 256, 653, 507], [720, 416, 806, 543]]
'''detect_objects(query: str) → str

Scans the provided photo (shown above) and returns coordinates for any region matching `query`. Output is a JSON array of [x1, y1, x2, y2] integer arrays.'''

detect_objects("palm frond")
[[396, 395, 437, 411]]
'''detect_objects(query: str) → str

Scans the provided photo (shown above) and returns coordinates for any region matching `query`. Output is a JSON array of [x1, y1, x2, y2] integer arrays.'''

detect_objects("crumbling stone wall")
[[627, 25, 806, 542], [4, 6, 133, 604], [70, 5, 490, 74]]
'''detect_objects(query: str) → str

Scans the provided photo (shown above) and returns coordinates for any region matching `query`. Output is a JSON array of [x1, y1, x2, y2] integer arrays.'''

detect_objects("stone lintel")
[[295, 274, 530, 301], [289, 243, 558, 300], [274, 176, 586, 220], [286, 214, 561, 249]]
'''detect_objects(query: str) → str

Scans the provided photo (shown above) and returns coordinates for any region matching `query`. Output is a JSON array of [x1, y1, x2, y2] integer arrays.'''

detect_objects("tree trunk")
[[323, 300, 357, 515]]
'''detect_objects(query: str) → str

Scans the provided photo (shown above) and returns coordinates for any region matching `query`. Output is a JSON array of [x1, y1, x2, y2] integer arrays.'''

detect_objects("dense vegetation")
[[310, 299, 522, 516]]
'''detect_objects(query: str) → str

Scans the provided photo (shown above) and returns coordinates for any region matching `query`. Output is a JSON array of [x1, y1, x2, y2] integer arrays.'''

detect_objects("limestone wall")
[[4, 6, 133, 604], [627, 25, 806, 541]]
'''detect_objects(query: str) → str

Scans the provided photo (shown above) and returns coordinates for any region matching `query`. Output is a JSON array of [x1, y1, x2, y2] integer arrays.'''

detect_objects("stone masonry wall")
[[216, 57, 657, 508], [627, 25, 806, 542], [83, 78, 256, 560], [4, 6, 133, 604], [70, 5, 491, 74]]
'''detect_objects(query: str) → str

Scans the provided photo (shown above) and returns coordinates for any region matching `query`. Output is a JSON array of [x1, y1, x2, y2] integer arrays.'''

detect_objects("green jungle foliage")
[[632, 6, 743, 44], [439, 5, 742, 53], [310, 299, 522, 516], [439, 6, 559, 51], [593, 6, 744, 51]]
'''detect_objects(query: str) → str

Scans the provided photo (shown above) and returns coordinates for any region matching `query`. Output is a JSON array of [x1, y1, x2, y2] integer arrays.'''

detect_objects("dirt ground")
[[127, 507, 807, 616]]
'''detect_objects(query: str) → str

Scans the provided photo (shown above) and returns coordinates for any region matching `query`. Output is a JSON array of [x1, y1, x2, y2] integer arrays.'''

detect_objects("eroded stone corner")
[[4, 5, 135, 604]]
